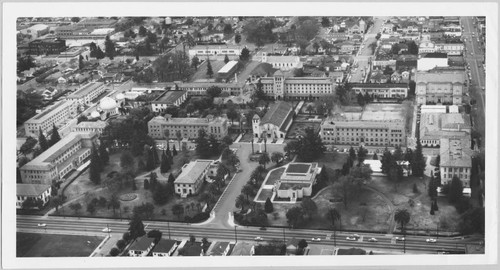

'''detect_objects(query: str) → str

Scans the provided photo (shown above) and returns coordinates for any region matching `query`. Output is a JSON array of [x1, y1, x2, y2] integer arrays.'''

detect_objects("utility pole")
[[234, 226, 238, 243], [283, 227, 286, 244], [167, 221, 171, 240]]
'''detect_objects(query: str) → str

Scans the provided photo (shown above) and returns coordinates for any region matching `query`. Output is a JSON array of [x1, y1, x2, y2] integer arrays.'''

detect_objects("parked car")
[[346, 236, 357, 241], [426, 238, 437, 243], [102, 228, 112, 233], [367, 238, 378, 242], [37, 223, 47, 227], [254, 237, 264, 241], [312, 238, 321, 242], [259, 227, 267, 231], [395, 237, 405, 241]]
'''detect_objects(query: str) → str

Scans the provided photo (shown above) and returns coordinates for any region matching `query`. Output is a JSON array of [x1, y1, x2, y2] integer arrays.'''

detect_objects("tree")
[[258, 152, 270, 169], [270, 152, 284, 165], [412, 140, 426, 177], [428, 174, 437, 199], [87, 202, 96, 215], [206, 86, 222, 99], [325, 208, 341, 231], [19, 136, 37, 156], [128, 213, 146, 239], [206, 60, 214, 78], [153, 183, 170, 205], [195, 129, 211, 158], [147, 230, 163, 243], [172, 203, 184, 220], [297, 239, 308, 255], [349, 146, 356, 163], [109, 247, 120, 256], [264, 197, 274, 213], [240, 47, 250, 61], [160, 152, 171, 173], [104, 35, 116, 60], [175, 130, 183, 149], [301, 197, 318, 220], [98, 143, 109, 165], [357, 92, 366, 106], [458, 207, 485, 235], [109, 194, 121, 215], [235, 33, 241, 44], [321, 17, 330, 27], [388, 164, 403, 191], [89, 146, 101, 185], [286, 206, 304, 228], [191, 56, 200, 70], [448, 175, 464, 204], [139, 26, 147, 37], [408, 81, 416, 96], [394, 208, 410, 232], [69, 202, 82, 214], [296, 19, 320, 41], [120, 150, 135, 174], [292, 128, 326, 162], [381, 148, 393, 174], [235, 194, 250, 212], [241, 184, 255, 200], [38, 128, 49, 151], [373, 152, 379, 160], [357, 146, 367, 164], [78, 55, 84, 70], [116, 239, 126, 250], [71, 17, 80, 23], [224, 54, 230, 64]]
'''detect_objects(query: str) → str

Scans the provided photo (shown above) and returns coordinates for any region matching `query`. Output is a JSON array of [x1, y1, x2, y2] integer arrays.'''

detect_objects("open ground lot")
[[286, 121, 321, 139], [17, 233, 103, 257], [190, 60, 227, 82]]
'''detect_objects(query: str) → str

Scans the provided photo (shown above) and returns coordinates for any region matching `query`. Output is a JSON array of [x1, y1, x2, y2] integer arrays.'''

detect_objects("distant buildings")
[[320, 104, 407, 150], [20, 132, 98, 185], [16, 184, 52, 209], [419, 113, 471, 147], [273, 163, 320, 202], [417, 53, 449, 71], [416, 69, 465, 105], [28, 38, 66, 55], [252, 101, 294, 140], [19, 24, 49, 40], [350, 83, 409, 99], [174, 160, 213, 197], [24, 100, 77, 137], [71, 120, 107, 135], [188, 45, 243, 60], [151, 90, 188, 113], [439, 137, 472, 188], [148, 115, 229, 141]]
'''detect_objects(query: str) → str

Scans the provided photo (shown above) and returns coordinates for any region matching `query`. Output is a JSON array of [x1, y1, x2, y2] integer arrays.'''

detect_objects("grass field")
[[17, 233, 103, 257]]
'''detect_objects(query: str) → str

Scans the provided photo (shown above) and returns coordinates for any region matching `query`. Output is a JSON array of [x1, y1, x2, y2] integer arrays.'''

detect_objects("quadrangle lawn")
[[17, 233, 103, 257]]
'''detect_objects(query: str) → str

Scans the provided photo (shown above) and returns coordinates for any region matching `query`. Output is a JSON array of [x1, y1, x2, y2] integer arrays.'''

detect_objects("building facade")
[[320, 104, 407, 150], [20, 132, 98, 185], [416, 70, 465, 105], [24, 100, 77, 137], [151, 90, 188, 113], [66, 82, 107, 106], [350, 83, 409, 99], [252, 101, 294, 140], [16, 184, 52, 209], [71, 120, 107, 135], [188, 45, 243, 60], [260, 54, 302, 71], [148, 115, 228, 141], [273, 163, 320, 202], [174, 160, 213, 197], [439, 138, 472, 188], [28, 38, 66, 55]]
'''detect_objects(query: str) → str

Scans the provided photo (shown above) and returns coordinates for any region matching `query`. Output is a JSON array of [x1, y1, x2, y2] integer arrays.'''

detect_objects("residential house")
[[286, 238, 300, 255], [42, 87, 58, 101], [152, 239, 178, 257], [128, 236, 156, 257], [230, 242, 254, 256], [16, 184, 52, 209], [207, 241, 231, 256]]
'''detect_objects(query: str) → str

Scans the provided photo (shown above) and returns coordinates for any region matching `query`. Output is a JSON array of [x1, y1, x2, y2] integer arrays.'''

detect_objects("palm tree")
[[176, 130, 182, 150], [326, 208, 341, 246], [394, 208, 410, 253], [235, 194, 249, 212]]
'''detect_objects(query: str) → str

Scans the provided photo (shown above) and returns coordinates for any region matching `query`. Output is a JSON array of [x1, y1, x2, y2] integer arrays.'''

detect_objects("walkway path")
[[363, 185, 397, 234]]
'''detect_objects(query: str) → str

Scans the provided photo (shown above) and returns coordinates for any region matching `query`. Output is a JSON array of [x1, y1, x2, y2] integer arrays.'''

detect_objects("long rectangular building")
[[350, 83, 409, 99], [151, 90, 188, 113], [20, 132, 98, 185], [174, 160, 213, 197], [320, 104, 407, 150], [67, 82, 107, 106], [24, 100, 76, 137], [416, 69, 465, 105], [148, 115, 228, 141], [419, 113, 471, 147]]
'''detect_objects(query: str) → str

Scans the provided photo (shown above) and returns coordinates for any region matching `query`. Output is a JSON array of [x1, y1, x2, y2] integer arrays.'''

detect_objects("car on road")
[[259, 227, 267, 231], [37, 223, 47, 227], [426, 238, 437, 243], [102, 228, 112, 233], [346, 236, 358, 241], [312, 238, 321, 242], [367, 238, 378, 242], [395, 237, 405, 241], [254, 237, 264, 241]]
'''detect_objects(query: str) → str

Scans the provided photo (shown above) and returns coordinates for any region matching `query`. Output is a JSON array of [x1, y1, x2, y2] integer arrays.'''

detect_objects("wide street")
[[17, 215, 477, 255], [461, 17, 486, 141]]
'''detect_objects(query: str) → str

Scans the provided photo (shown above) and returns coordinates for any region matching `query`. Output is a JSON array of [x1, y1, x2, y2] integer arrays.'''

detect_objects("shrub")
[[109, 247, 120, 256], [116, 239, 126, 250], [190, 212, 210, 223]]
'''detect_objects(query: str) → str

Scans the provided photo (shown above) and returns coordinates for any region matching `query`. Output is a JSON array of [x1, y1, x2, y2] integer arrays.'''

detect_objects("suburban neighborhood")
[[15, 15, 486, 259]]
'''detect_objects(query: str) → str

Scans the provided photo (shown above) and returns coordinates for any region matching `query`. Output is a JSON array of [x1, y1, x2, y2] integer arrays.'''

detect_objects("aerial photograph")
[[14, 15, 486, 259]]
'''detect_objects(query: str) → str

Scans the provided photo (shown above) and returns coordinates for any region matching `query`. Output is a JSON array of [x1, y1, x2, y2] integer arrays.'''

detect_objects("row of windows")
[[443, 167, 469, 173], [54, 142, 82, 165]]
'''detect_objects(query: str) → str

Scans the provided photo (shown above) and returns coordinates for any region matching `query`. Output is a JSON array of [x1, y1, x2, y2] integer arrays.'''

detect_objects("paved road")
[[461, 17, 485, 142], [18, 215, 477, 254]]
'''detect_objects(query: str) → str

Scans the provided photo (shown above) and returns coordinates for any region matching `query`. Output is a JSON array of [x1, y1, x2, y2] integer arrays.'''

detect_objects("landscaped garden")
[[286, 122, 321, 139], [263, 167, 285, 186], [17, 233, 103, 257]]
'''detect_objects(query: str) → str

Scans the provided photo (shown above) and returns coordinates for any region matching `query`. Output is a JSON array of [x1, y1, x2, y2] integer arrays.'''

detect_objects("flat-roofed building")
[[260, 54, 302, 71], [259, 70, 336, 100], [416, 69, 465, 105], [148, 115, 228, 141], [16, 184, 52, 209], [165, 81, 244, 96], [419, 113, 471, 147], [67, 82, 107, 106], [217, 60, 239, 81], [417, 52, 448, 71], [274, 163, 320, 202], [28, 38, 66, 55], [151, 91, 188, 113], [320, 103, 408, 150], [350, 83, 409, 99], [439, 137, 472, 187], [188, 45, 243, 61], [174, 160, 213, 197], [71, 120, 107, 135], [20, 132, 98, 185], [24, 100, 77, 137]]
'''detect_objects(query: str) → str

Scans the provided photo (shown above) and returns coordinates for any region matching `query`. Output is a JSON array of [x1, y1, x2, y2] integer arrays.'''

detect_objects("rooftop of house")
[[181, 242, 203, 256], [260, 101, 293, 130], [152, 90, 187, 104], [17, 184, 51, 197], [209, 241, 230, 255], [422, 52, 448, 59], [230, 242, 253, 256], [152, 239, 177, 254], [439, 138, 473, 168], [129, 236, 155, 251], [175, 160, 213, 185], [150, 115, 227, 125]]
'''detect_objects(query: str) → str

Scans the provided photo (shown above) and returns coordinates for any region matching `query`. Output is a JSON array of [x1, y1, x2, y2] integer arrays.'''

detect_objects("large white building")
[[16, 184, 52, 209], [148, 115, 228, 141], [20, 132, 98, 185], [320, 104, 408, 151], [174, 160, 213, 197], [417, 53, 449, 71], [24, 100, 77, 137], [439, 137, 472, 188], [416, 69, 466, 105], [67, 82, 107, 106], [151, 91, 188, 113], [350, 83, 409, 99], [188, 45, 243, 61], [273, 163, 320, 202], [260, 53, 302, 71], [259, 70, 337, 100]]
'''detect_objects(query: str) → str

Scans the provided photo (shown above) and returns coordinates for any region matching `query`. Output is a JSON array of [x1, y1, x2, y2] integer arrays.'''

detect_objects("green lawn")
[[17, 233, 103, 257], [264, 167, 285, 186]]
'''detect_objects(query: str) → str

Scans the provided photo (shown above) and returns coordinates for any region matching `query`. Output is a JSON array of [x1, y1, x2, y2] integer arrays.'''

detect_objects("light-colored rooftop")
[[440, 137, 472, 168], [420, 113, 471, 140], [175, 160, 213, 185], [150, 116, 227, 126], [67, 82, 105, 99], [152, 90, 187, 104], [74, 120, 107, 129], [416, 70, 466, 84], [29, 100, 74, 122], [218, 61, 238, 74]]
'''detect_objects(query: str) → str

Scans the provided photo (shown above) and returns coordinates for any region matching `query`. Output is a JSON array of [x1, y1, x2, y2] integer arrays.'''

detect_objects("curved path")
[[363, 185, 397, 234]]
